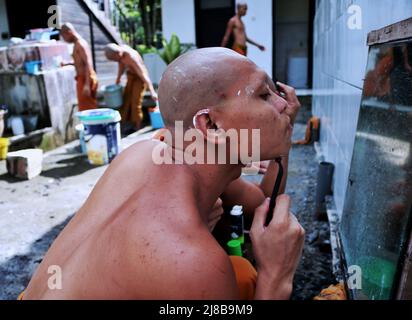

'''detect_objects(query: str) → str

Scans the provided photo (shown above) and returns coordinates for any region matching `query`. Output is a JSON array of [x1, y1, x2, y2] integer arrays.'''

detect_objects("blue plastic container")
[[75, 124, 87, 155], [76, 109, 122, 165], [104, 84, 123, 109], [149, 110, 165, 129], [25, 61, 41, 75]]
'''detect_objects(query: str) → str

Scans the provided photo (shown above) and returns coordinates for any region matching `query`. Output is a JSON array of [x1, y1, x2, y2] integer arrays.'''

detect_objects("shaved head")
[[61, 23, 75, 33], [158, 48, 253, 129], [60, 23, 77, 43], [105, 43, 123, 61], [158, 47, 293, 161]]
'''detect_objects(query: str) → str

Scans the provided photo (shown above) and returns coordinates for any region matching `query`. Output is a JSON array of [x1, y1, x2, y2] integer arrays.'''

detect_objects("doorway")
[[5, 0, 56, 39], [195, 0, 236, 48], [274, 0, 315, 88]]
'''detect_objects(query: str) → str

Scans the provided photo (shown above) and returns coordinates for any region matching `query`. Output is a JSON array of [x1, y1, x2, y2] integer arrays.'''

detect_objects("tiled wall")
[[312, 0, 412, 216]]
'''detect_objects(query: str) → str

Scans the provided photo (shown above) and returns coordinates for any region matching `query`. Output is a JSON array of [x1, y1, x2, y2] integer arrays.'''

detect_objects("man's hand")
[[208, 198, 224, 232], [276, 82, 301, 125], [83, 85, 91, 97], [150, 91, 158, 101], [251, 196, 305, 299], [61, 61, 74, 67]]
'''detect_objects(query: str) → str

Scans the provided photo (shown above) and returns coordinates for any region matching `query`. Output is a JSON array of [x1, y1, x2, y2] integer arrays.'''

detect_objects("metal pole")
[[89, 12, 96, 71]]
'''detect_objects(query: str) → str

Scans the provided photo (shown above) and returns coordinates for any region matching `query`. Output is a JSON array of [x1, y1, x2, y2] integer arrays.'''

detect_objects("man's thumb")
[[251, 198, 270, 232]]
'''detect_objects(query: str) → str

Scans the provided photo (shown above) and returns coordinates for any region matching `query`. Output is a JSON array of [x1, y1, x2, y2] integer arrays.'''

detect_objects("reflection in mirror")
[[340, 40, 412, 300]]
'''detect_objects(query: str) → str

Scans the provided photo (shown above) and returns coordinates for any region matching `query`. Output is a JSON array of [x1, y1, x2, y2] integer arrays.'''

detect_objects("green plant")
[[157, 34, 189, 65], [137, 44, 158, 55]]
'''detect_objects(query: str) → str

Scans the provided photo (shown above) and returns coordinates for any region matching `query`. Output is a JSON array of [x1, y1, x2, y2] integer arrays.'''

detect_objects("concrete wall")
[[312, 0, 412, 216], [162, 0, 196, 44], [0, 0, 10, 47]]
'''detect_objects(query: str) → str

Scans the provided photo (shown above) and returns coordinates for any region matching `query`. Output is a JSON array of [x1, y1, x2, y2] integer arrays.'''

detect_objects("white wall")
[[161, 0, 196, 44], [0, 0, 10, 46], [161, 0, 273, 77], [236, 0, 273, 77], [313, 0, 412, 217]]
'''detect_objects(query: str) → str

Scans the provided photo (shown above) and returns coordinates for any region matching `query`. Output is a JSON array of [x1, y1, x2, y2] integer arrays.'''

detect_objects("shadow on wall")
[[0, 215, 73, 300]]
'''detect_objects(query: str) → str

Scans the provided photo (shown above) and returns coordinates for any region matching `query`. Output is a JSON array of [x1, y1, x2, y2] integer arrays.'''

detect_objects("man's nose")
[[273, 96, 288, 114]]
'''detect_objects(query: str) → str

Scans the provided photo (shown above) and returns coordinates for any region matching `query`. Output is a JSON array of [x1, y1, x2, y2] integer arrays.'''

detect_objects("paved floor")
[[0, 121, 334, 300]]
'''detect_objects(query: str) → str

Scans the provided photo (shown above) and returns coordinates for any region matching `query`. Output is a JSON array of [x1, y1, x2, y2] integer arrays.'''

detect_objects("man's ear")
[[193, 109, 226, 145]]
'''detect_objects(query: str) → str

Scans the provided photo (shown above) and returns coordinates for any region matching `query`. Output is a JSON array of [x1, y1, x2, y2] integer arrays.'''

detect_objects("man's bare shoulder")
[[229, 16, 238, 26], [126, 224, 240, 299], [75, 38, 90, 51]]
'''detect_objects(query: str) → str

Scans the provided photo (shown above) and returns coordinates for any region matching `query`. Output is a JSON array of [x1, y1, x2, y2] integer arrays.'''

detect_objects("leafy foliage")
[[116, 0, 161, 48], [158, 34, 189, 65]]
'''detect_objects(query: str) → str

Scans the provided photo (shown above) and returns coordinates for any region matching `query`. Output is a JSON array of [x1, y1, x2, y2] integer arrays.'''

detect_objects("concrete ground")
[[0, 116, 335, 300]]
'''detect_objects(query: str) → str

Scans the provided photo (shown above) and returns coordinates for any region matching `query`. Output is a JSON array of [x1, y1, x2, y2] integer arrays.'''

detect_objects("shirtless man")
[[105, 44, 157, 130], [221, 2, 265, 56], [60, 23, 98, 111], [22, 48, 304, 300]]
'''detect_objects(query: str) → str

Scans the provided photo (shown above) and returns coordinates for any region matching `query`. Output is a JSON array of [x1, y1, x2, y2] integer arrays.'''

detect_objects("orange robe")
[[120, 72, 147, 129], [76, 71, 98, 111], [229, 256, 257, 300], [232, 43, 248, 56]]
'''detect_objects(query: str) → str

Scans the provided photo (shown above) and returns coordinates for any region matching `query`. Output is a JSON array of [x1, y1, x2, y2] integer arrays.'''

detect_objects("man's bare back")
[[120, 47, 149, 76], [24, 140, 238, 299]]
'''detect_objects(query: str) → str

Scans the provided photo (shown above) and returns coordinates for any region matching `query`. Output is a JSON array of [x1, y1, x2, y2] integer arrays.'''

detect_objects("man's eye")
[[260, 93, 271, 101]]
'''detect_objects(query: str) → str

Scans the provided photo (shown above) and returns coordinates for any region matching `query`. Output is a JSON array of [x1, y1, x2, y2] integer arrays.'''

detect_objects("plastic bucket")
[[9, 116, 25, 136], [0, 137, 9, 160], [25, 61, 41, 75], [149, 109, 165, 129], [76, 109, 122, 165], [104, 85, 123, 109], [358, 256, 396, 300]]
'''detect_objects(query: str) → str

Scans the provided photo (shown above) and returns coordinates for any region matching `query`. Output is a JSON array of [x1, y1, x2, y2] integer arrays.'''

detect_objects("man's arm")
[[61, 61, 74, 67], [251, 196, 305, 299], [221, 156, 289, 222], [128, 53, 158, 100], [116, 62, 125, 84], [221, 19, 234, 47], [77, 41, 94, 96], [246, 37, 265, 51]]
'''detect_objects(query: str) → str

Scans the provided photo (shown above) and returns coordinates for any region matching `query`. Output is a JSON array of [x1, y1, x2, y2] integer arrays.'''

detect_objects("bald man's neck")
[[156, 139, 242, 220]]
